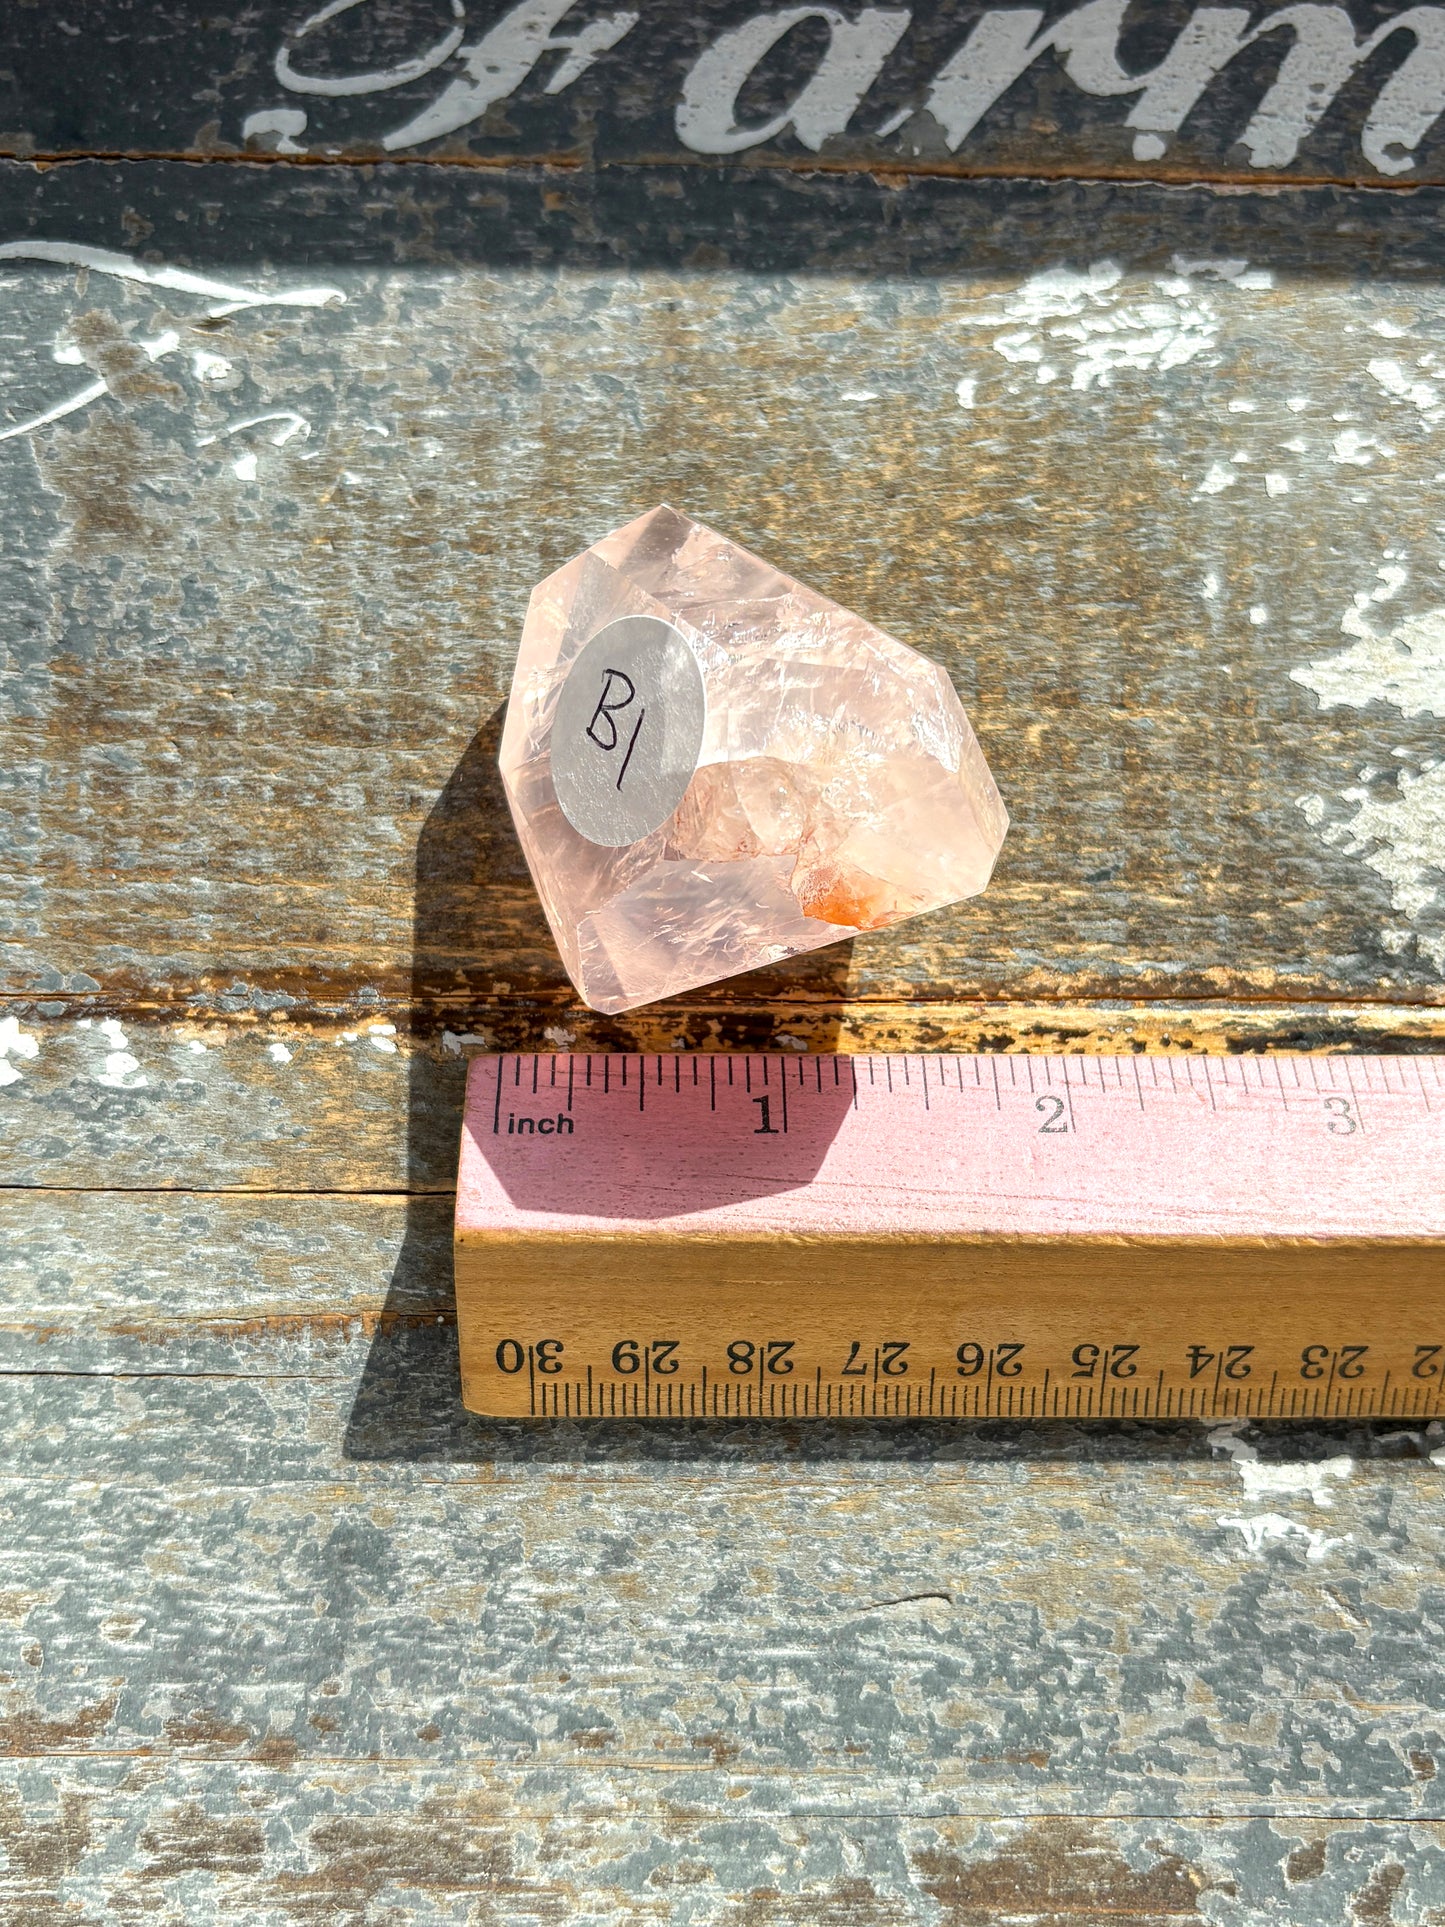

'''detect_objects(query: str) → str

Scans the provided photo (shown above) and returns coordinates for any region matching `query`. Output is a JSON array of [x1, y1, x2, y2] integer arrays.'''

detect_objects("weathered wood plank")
[[3, 1385, 1445, 1820], [2, 163, 1445, 1035], [5, 1, 1445, 192], [2, 1771, 1441, 1925], [1, 1413, 1443, 1816]]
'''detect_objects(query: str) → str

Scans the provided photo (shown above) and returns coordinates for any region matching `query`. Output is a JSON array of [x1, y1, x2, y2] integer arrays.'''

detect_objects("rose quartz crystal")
[[500, 506, 1008, 1014]]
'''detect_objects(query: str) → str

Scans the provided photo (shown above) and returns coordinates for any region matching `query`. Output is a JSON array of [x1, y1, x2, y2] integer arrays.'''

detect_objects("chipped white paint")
[[0, 377, 108, 445], [266, 1041, 293, 1065], [1237, 1456, 1354, 1508], [199, 411, 312, 449], [966, 258, 1229, 393], [1197, 462, 1235, 496], [0, 322, 191, 444], [1207, 1422, 1354, 1505], [1208, 1425, 1353, 1562], [1217, 1513, 1348, 1563], [1265, 472, 1290, 496], [191, 351, 234, 383], [232, 452, 259, 482], [0, 1016, 39, 1088], [1366, 348, 1445, 433], [1295, 607, 1445, 721], [954, 377, 978, 409], [1380, 1421, 1444, 1453], [0, 242, 344, 317], [0, 247, 342, 446], [1249, 605, 1269, 626], [369, 1024, 398, 1054], [241, 107, 308, 153], [442, 1030, 493, 1055], [1321, 765, 1445, 960], [1368, 355, 1444, 422], [1292, 568, 1445, 970], [89, 1018, 147, 1092], [1206, 1419, 1255, 1463], [1332, 428, 1383, 465]]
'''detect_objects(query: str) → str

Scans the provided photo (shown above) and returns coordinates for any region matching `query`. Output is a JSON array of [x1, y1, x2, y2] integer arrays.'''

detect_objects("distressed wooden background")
[[5, 5, 1445, 1922]]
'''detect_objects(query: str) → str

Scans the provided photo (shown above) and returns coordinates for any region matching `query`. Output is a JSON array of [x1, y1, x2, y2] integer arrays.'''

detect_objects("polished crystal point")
[[500, 506, 1008, 1014]]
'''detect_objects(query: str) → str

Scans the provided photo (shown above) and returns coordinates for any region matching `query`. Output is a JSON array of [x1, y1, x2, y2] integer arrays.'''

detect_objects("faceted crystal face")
[[499, 506, 1009, 1015]]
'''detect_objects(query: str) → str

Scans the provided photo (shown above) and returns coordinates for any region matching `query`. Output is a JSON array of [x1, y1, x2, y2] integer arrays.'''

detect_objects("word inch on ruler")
[[454, 1053, 1445, 1421]]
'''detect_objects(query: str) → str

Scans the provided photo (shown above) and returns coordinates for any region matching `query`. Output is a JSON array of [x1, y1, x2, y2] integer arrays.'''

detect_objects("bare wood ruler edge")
[[454, 1053, 1445, 1420]]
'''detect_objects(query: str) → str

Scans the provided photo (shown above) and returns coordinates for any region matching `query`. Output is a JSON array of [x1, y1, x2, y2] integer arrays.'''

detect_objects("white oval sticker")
[[550, 615, 706, 847]]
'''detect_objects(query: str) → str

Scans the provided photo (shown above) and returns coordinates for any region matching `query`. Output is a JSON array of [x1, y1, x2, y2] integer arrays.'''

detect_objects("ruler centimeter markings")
[[453, 1053, 1445, 1421]]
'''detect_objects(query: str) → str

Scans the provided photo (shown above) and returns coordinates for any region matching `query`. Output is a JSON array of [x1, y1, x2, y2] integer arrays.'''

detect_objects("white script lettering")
[[382, 0, 639, 148], [275, 0, 467, 96], [923, 0, 1445, 173], [675, 6, 910, 154], [254, 0, 1445, 177]]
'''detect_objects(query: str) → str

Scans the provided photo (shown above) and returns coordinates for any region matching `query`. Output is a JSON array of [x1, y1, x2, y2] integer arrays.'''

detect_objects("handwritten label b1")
[[551, 615, 706, 847]]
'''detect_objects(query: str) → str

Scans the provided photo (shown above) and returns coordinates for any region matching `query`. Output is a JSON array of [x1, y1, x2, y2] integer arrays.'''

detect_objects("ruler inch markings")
[[456, 1051, 1445, 1420]]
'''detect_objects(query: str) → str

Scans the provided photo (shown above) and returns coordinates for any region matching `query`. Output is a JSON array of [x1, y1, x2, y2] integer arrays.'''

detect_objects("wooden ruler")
[[453, 1053, 1445, 1421]]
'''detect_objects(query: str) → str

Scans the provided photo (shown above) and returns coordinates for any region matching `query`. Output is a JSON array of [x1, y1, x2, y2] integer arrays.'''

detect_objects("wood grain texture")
[[4, 1777, 1444, 1925], [3, 163, 1445, 1046]]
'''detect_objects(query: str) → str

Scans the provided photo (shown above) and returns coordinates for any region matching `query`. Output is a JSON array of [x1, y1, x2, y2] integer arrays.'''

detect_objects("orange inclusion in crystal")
[[795, 869, 898, 931]]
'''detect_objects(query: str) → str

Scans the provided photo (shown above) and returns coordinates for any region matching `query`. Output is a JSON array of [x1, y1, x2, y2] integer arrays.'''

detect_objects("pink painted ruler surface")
[[458, 1053, 1445, 1243]]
